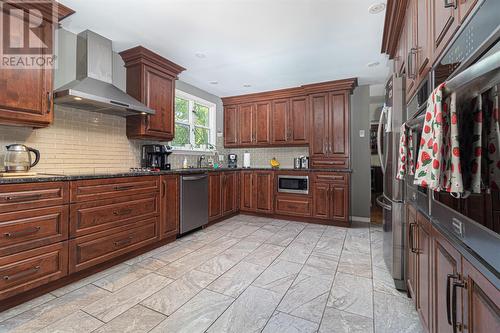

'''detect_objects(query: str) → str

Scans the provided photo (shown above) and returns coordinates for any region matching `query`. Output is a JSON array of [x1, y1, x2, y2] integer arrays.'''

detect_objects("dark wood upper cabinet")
[[224, 105, 239, 147], [239, 104, 255, 145], [309, 93, 329, 158], [271, 99, 289, 144], [289, 96, 309, 144], [255, 101, 272, 144], [160, 175, 179, 239], [120, 46, 185, 141], [415, 0, 431, 78], [0, 2, 74, 128], [405, 0, 416, 97], [329, 92, 349, 157], [430, 0, 459, 62]]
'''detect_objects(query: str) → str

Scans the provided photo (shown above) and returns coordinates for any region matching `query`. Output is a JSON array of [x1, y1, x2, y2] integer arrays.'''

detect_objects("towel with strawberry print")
[[396, 124, 414, 180], [414, 83, 463, 194], [487, 87, 500, 190]]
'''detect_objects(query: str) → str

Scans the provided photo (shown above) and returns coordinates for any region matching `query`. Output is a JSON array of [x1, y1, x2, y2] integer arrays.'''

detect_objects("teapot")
[[4, 144, 40, 172]]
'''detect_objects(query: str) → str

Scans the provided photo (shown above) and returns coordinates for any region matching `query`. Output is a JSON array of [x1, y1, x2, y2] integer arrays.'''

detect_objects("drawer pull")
[[3, 265, 40, 281], [4, 226, 41, 238], [114, 185, 134, 191], [2, 194, 42, 203], [113, 208, 133, 216], [114, 236, 133, 247]]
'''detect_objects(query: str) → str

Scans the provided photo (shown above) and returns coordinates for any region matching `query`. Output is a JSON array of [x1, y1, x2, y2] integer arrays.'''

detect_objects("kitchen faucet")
[[197, 155, 206, 168]]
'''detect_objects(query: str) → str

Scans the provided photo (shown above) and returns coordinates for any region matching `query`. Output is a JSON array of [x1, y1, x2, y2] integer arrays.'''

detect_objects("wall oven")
[[430, 0, 500, 273], [277, 175, 309, 194]]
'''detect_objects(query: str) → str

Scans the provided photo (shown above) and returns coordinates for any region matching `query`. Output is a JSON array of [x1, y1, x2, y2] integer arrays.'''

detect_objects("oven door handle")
[[377, 107, 387, 174]]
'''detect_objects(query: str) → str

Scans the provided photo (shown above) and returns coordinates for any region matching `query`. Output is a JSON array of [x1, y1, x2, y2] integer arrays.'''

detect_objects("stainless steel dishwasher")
[[180, 173, 208, 234]]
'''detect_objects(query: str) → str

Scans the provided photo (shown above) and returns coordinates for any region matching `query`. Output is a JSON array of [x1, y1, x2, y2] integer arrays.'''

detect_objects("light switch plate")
[[359, 130, 365, 137]]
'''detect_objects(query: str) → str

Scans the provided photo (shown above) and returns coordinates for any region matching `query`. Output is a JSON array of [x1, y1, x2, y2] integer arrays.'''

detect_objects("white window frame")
[[172, 89, 216, 153]]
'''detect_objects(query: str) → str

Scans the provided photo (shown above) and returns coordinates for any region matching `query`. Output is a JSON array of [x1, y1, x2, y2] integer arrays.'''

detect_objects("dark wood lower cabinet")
[[209, 172, 239, 222], [240, 171, 274, 214], [160, 175, 179, 239], [406, 204, 500, 333], [209, 173, 222, 221], [311, 178, 349, 225]]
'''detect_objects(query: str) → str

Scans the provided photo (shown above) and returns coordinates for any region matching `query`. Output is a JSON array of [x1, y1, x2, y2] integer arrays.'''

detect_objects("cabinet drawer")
[[70, 176, 160, 202], [312, 173, 349, 184], [69, 218, 158, 273], [0, 182, 69, 213], [0, 206, 69, 256], [0, 242, 68, 301], [275, 196, 311, 217], [310, 158, 349, 169], [70, 193, 159, 237]]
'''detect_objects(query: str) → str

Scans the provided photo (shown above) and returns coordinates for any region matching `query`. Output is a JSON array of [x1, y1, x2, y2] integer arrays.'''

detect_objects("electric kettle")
[[4, 144, 40, 172]]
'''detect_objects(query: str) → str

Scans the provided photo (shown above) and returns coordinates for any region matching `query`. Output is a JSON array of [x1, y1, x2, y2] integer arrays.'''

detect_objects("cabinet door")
[[417, 212, 432, 332], [255, 101, 271, 144], [224, 106, 239, 146], [160, 175, 179, 238], [330, 184, 348, 222], [289, 96, 309, 144], [239, 104, 255, 145], [432, 228, 462, 333], [459, 0, 478, 23], [416, 0, 431, 78], [431, 0, 459, 61], [329, 93, 349, 158], [271, 99, 289, 144], [309, 93, 329, 157], [222, 172, 237, 215], [395, 17, 407, 75], [255, 172, 274, 213], [405, 0, 416, 97], [407, 204, 418, 300], [462, 258, 500, 333], [144, 67, 175, 139], [0, 5, 53, 127], [208, 173, 222, 221], [312, 182, 330, 219], [240, 172, 254, 211]]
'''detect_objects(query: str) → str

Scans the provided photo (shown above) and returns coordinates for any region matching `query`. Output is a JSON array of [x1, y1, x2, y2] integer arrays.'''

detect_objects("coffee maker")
[[227, 154, 237, 168], [141, 145, 172, 170]]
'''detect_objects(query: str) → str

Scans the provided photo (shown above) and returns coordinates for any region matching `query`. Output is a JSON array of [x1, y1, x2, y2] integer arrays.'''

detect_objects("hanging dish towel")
[[396, 124, 414, 180], [487, 88, 500, 190], [414, 83, 464, 194]]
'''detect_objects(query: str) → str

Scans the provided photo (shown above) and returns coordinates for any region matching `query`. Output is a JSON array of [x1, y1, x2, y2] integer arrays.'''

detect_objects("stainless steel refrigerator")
[[376, 74, 406, 290]]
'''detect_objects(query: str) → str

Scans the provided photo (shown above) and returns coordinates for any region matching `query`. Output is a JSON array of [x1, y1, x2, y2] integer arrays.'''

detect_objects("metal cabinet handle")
[[113, 208, 132, 216], [114, 236, 133, 247], [2, 194, 42, 203], [162, 180, 167, 198], [408, 48, 418, 79], [114, 185, 133, 191], [446, 274, 460, 325], [444, 0, 457, 9], [47, 92, 52, 114], [4, 226, 41, 238], [3, 265, 40, 281], [409, 222, 417, 253], [452, 280, 466, 333]]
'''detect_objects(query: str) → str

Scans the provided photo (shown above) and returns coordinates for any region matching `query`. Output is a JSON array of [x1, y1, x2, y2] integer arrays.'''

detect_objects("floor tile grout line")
[[258, 223, 330, 333]]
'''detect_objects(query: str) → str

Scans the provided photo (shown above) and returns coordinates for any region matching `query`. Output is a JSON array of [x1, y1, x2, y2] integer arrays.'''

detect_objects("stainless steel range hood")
[[54, 30, 155, 116]]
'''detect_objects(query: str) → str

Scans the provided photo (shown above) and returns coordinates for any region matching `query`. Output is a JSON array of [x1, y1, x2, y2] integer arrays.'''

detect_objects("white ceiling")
[[59, 0, 390, 97]]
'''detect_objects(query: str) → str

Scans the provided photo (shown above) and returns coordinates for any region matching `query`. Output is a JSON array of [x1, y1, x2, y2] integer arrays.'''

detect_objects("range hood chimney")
[[54, 30, 155, 116]]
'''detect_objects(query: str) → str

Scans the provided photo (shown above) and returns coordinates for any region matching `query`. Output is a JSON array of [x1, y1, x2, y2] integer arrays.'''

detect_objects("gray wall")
[[350, 85, 371, 219]]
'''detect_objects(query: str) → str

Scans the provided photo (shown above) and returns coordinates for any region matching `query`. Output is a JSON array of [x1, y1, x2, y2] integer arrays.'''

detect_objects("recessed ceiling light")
[[243, 84, 251, 88], [368, 3, 386, 14], [367, 61, 380, 67], [73, 97, 82, 101], [195, 52, 206, 58], [209, 81, 218, 85]]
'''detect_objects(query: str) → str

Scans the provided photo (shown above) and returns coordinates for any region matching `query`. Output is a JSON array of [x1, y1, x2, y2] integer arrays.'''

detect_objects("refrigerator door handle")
[[376, 194, 392, 211], [377, 107, 386, 174]]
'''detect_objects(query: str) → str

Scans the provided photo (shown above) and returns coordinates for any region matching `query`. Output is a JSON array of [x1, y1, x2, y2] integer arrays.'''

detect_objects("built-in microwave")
[[277, 175, 309, 194]]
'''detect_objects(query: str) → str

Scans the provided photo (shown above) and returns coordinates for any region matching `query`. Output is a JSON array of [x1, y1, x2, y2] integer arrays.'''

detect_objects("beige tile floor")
[[0, 215, 423, 333]]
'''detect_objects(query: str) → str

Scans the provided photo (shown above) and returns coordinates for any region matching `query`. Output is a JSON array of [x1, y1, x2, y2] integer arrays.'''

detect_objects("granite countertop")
[[0, 167, 352, 184]]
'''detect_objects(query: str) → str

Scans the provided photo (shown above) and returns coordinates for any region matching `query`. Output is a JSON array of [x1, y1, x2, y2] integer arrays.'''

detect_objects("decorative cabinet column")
[[120, 46, 185, 140]]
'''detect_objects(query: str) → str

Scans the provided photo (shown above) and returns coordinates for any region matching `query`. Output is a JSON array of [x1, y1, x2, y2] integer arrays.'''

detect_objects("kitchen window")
[[171, 90, 216, 151]]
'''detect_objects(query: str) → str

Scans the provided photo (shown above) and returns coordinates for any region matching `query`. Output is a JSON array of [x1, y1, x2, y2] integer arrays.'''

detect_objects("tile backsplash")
[[0, 106, 308, 174]]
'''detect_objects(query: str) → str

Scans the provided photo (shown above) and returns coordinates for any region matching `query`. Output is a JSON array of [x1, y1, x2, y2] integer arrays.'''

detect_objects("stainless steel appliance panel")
[[180, 173, 208, 234], [277, 175, 309, 194]]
